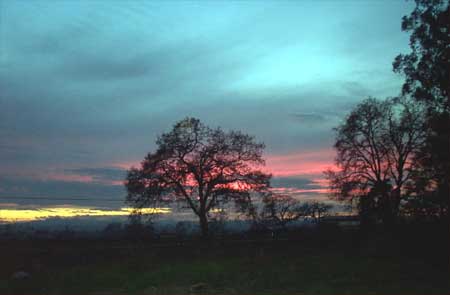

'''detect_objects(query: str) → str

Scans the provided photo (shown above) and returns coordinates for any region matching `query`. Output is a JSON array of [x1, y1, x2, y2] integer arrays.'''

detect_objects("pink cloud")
[[264, 148, 336, 177], [111, 149, 337, 180], [309, 177, 330, 188], [271, 187, 329, 194], [110, 160, 140, 170], [44, 173, 94, 183]]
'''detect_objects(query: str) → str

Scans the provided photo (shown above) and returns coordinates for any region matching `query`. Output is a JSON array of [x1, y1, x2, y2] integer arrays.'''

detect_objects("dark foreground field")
[[1, 223, 448, 295]]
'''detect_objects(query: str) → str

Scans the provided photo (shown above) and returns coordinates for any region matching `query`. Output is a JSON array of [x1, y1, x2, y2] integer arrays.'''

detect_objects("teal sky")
[[0, 0, 413, 209]]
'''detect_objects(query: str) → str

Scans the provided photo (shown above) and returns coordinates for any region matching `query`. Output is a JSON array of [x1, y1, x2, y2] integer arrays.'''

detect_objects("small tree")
[[309, 201, 333, 223], [125, 212, 155, 240], [260, 193, 311, 230], [175, 221, 190, 239], [103, 222, 123, 239], [125, 118, 271, 238], [208, 208, 228, 237]]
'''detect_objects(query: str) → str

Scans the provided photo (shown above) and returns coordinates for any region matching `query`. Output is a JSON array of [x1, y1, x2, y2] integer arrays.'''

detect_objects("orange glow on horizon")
[[0, 207, 171, 223]]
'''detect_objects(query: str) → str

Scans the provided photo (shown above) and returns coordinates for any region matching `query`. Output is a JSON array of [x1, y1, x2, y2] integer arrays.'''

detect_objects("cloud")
[[64, 167, 127, 184], [264, 148, 336, 177], [61, 53, 154, 80], [271, 176, 322, 190], [0, 176, 126, 208], [271, 176, 329, 197], [291, 113, 328, 125], [0, 1, 412, 210]]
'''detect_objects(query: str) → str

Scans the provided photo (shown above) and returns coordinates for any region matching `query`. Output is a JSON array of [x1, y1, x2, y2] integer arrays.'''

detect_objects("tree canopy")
[[125, 117, 271, 238], [393, 0, 449, 111], [326, 97, 425, 225], [393, 0, 449, 220]]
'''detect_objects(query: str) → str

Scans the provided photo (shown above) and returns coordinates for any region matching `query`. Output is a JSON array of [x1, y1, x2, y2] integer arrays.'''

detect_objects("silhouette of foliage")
[[246, 193, 332, 232], [393, 0, 449, 110], [308, 201, 333, 223], [393, 0, 449, 220], [261, 193, 311, 229], [393, 0, 450, 218], [125, 117, 271, 238], [326, 97, 425, 226]]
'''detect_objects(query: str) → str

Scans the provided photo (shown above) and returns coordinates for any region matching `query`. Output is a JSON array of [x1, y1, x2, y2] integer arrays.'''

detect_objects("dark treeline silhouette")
[[327, 0, 449, 228], [246, 193, 332, 232]]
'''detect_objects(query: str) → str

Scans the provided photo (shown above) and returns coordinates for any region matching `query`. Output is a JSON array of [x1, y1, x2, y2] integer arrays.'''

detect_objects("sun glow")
[[0, 207, 171, 223]]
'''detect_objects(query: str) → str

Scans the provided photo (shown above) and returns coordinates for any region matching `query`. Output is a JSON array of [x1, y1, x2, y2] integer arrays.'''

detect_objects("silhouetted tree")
[[384, 97, 426, 222], [125, 213, 154, 240], [175, 221, 190, 239], [208, 208, 228, 237], [261, 193, 311, 230], [125, 117, 270, 238], [326, 97, 425, 226], [309, 201, 333, 223], [393, 0, 449, 220], [326, 98, 391, 226], [103, 222, 123, 239], [393, 0, 449, 110]]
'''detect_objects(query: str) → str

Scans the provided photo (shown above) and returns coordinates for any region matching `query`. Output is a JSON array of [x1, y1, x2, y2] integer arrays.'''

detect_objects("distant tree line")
[[246, 193, 332, 231]]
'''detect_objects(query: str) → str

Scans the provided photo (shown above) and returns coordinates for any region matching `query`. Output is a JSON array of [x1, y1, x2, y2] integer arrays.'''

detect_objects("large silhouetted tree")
[[125, 117, 271, 238], [326, 97, 425, 226], [326, 98, 391, 226], [393, 0, 449, 110], [393, 0, 449, 220]]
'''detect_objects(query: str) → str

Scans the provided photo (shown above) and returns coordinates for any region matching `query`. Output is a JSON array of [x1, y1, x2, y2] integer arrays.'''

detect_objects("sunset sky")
[[0, 1, 413, 220]]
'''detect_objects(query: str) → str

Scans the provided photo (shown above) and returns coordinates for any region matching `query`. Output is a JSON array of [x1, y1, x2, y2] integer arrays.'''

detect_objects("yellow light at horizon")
[[0, 207, 171, 222]]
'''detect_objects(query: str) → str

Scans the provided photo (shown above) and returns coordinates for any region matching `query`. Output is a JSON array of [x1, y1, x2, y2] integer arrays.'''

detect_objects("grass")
[[0, 223, 448, 294]]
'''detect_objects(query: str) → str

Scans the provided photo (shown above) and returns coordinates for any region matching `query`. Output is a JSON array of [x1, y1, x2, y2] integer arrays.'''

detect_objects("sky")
[[0, 0, 413, 222]]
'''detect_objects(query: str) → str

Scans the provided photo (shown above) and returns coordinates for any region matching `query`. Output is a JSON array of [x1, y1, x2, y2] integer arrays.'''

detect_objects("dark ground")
[[0, 223, 448, 295]]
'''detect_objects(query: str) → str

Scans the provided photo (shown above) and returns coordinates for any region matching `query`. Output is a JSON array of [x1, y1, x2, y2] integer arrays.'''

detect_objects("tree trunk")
[[381, 187, 402, 227], [391, 187, 402, 222], [199, 212, 209, 239], [359, 194, 376, 230], [381, 192, 394, 227]]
